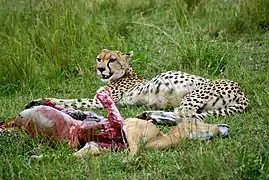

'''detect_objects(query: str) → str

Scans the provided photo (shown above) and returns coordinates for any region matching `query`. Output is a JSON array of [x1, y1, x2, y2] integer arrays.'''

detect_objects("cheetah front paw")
[[174, 107, 196, 118]]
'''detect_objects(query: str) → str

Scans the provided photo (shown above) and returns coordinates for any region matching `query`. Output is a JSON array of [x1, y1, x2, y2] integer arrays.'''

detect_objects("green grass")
[[1, 0, 269, 179]]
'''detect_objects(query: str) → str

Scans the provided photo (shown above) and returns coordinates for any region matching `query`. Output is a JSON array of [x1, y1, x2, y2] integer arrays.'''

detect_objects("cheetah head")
[[96, 49, 133, 82]]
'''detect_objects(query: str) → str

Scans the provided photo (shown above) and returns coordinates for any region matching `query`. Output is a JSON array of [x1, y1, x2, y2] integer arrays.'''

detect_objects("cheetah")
[[25, 49, 249, 121]]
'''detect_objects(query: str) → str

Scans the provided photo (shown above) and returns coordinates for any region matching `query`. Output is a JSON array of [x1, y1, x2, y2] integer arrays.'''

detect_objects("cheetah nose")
[[98, 67, 106, 73]]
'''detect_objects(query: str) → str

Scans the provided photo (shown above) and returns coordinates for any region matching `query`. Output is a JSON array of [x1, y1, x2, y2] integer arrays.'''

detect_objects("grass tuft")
[[228, 0, 269, 33]]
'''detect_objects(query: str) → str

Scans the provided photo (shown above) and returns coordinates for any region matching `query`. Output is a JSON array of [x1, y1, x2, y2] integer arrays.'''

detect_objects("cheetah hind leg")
[[176, 95, 249, 120]]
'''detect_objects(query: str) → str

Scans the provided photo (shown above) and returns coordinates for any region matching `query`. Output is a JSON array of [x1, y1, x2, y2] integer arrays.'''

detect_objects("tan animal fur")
[[74, 118, 223, 162]]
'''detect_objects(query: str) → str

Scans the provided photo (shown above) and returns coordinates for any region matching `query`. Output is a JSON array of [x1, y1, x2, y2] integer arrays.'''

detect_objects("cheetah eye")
[[109, 58, 117, 63], [96, 58, 101, 62]]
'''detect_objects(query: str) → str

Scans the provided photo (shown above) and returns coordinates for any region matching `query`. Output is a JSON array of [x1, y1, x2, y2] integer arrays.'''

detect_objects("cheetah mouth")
[[101, 73, 113, 79]]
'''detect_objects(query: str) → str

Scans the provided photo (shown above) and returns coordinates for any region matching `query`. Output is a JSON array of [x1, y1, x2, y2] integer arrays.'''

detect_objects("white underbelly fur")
[[121, 84, 196, 108], [119, 71, 205, 109]]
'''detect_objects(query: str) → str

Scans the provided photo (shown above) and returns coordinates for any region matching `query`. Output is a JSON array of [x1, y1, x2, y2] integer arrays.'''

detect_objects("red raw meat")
[[14, 88, 127, 150]]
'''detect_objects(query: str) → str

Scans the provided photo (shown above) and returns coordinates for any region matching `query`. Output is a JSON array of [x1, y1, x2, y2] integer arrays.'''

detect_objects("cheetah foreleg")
[[25, 96, 103, 110]]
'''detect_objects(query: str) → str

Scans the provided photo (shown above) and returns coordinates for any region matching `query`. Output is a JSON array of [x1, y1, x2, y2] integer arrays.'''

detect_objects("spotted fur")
[[26, 49, 249, 120]]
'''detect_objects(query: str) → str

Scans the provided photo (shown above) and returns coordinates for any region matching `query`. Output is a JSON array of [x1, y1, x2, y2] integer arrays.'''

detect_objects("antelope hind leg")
[[180, 119, 229, 140], [144, 118, 229, 149], [123, 118, 163, 163]]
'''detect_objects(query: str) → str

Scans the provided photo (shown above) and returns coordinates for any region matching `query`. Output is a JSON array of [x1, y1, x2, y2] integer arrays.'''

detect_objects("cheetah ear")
[[125, 51, 133, 58]]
